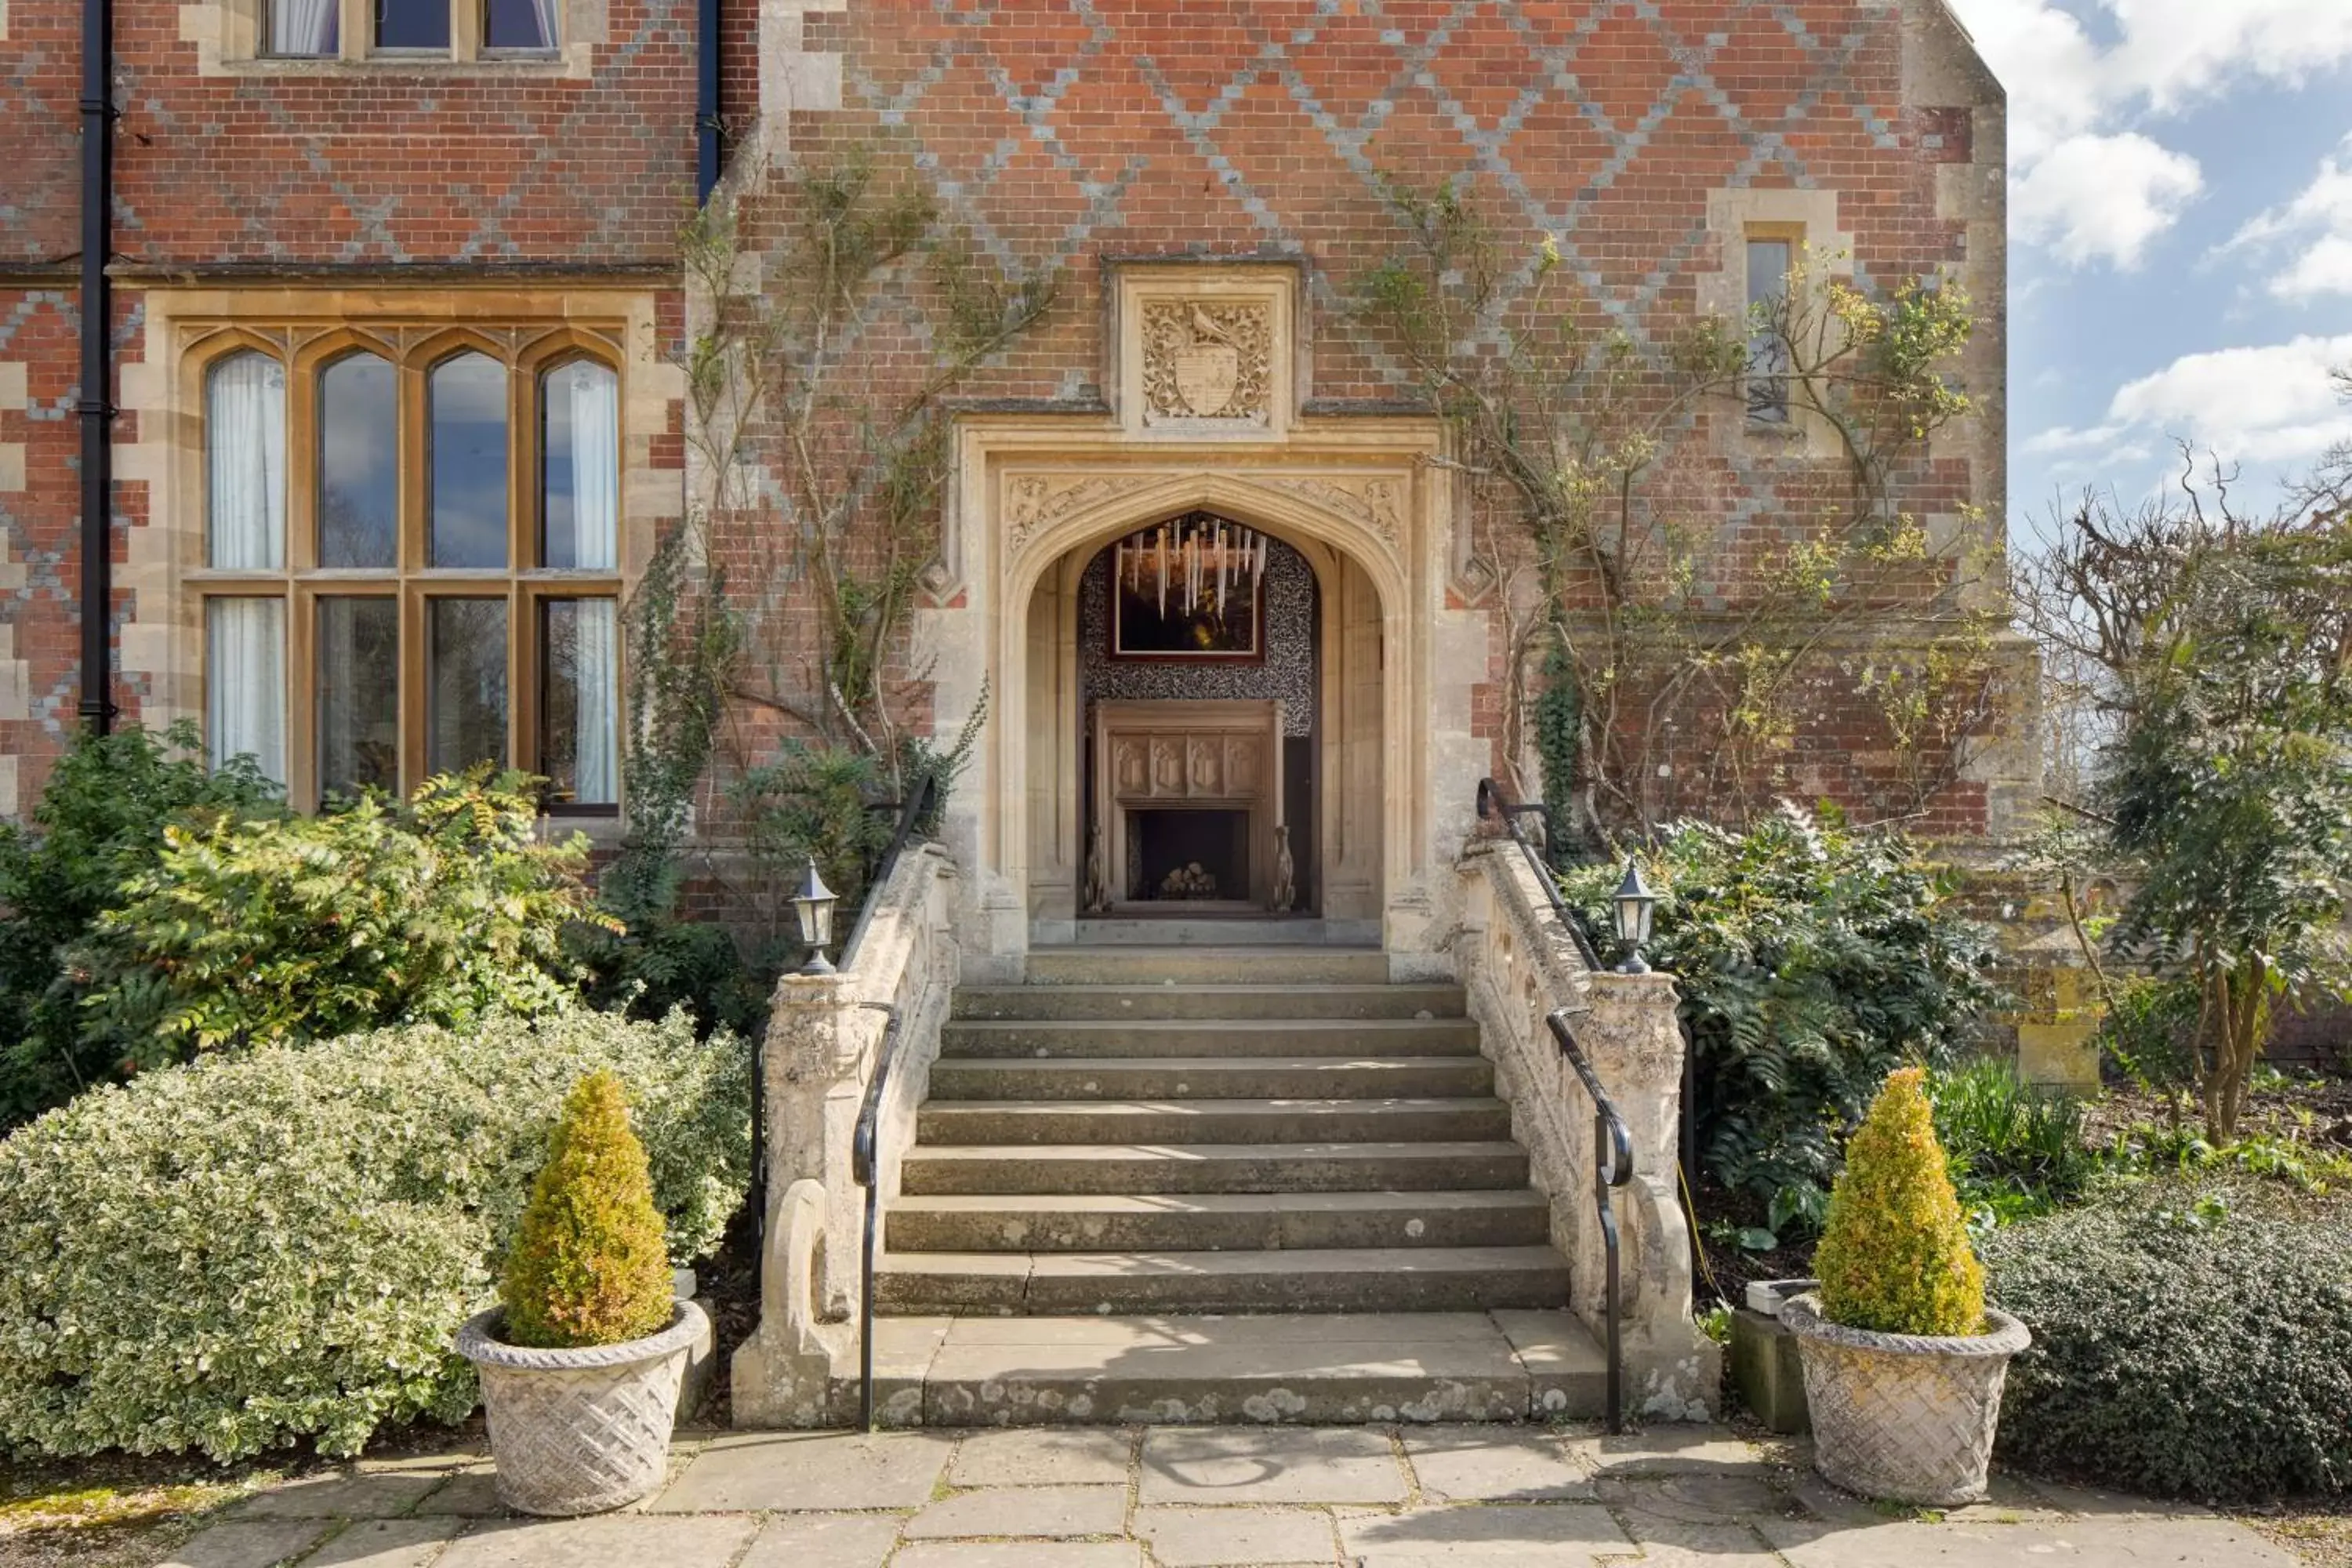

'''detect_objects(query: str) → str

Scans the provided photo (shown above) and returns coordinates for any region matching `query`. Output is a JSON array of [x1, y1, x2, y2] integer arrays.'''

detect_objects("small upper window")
[[484, 0, 556, 50], [206, 350, 287, 571], [1745, 236, 1795, 425], [253, 0, 561, 61], [319, 351, 398, 569], [376, 0, 450, 50], [540, 359, 618, 569], [428, 352, 510, 569], [267, 0, 339, 55]]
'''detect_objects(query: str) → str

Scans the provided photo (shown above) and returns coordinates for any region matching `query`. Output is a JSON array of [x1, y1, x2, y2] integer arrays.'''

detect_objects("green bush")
[[572, 843, 765, 1040], [2107, 1117, 2352, 1191], [1814, 1067, 1986, 1336], [1929, 1057, 2103, 1223], [1567, 804, 1999, 1232], [2097, 973, 2202, 1101], [500, 1071, 676, 1349], [72, 770, 615, 1065], [0, 1010, 748, 1461], [730, 740, 896, 954], [0, 724, 278, 1128], [1984, 1185, 2352, 1500]]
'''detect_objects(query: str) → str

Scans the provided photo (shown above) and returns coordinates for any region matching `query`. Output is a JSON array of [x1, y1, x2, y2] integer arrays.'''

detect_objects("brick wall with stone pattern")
[[0, 0, 2016, 835], [735, 0, 2020, 836], [0, 0, 702, 804]]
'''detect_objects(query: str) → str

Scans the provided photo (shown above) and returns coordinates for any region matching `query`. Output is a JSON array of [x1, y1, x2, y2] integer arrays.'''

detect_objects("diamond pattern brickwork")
[[786, 0, 1955, 378], [735, 0, 2007, 836], [0, 0, 2010, 837]]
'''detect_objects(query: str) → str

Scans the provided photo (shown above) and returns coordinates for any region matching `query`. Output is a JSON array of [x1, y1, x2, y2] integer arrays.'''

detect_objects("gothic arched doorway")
[[1010, 498, 1389, 946]]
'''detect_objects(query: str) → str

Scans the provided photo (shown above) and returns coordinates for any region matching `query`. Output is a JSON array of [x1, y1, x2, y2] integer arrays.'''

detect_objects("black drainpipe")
[[77, 0, 117, 734], [695, 0, 720, 204]]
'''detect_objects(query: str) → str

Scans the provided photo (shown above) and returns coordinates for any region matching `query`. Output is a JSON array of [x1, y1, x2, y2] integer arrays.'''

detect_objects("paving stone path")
[[162, 1424, 2305, 1567]]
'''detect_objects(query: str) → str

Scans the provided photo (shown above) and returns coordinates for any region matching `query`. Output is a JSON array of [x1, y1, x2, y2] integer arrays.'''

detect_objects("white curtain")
[[527, 0, 558, 47], [269, 0, 337, 55], [568, 363, 619, 569], [573, 599, 618, 804], [207, 352, 285, 570], [207, 597, 286, 788]]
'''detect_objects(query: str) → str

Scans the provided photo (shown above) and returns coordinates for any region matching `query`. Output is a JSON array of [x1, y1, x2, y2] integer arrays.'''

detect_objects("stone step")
[[941, 1017, 1481, 1059], [873, 1244, 1572, 1316], [1023, 947, 1392, 986], [951, 983, 1468, 1023], [1065, 917, 1375, 946], [927, 1055, 1495, 1102], [898, 1140, 1533, 1196], [862, 1311, 1607, 1426], [884, 1189, 1553, 1254], [914, 1096, 1513, 1147]]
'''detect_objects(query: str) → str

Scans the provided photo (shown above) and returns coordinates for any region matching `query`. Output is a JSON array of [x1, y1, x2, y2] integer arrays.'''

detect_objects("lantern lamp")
[[1611, 857, 1657, 975], [792, 857, 840, 975]]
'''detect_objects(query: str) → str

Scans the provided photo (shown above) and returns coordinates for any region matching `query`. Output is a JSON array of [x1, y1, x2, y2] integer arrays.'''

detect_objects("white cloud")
[[2022, 422, 2125, 456], [2277, 238, 2352, 300], [2226, 136, 2352, 301], [2013, 133, 2203, 269], [2102, 0, 2352, 111], [1942, 0, 2107, 165], [1941, 0, 2352, 268], [2102, 335, 2352, 466]]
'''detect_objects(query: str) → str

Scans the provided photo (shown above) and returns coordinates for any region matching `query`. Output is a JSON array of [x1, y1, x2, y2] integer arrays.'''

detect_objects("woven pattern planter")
[[1780, 1293, 2030, 1507], [456, 1301, 707, 1516]]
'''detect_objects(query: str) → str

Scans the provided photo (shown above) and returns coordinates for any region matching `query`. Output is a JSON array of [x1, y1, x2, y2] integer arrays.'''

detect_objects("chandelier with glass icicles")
[[1115, 514, 1267, 620]]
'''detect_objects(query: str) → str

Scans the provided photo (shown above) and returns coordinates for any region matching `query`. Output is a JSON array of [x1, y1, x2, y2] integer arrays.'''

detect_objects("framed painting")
[[1109, 521, 1268, 662]]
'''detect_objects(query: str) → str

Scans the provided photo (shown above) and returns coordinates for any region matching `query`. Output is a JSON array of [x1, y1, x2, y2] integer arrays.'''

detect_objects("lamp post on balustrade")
[[791, 858, 840, 975], [1611, 858, 1657, 975]]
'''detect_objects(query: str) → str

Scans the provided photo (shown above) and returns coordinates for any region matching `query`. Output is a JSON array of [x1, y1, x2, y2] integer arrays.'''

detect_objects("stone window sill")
[[215, 48, 585, 78]]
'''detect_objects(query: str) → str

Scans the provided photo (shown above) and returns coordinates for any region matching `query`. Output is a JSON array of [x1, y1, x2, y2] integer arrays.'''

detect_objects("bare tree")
[[1353, 177, 2004, 837]]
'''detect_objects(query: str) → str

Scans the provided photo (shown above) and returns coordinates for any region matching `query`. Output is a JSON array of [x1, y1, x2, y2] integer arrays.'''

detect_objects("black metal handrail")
[[1475, 779, 1708, 1304], [844, 769, 946, 971], [1475, 777, 1606, 971], [849, 1003, 903, 1432], [1547, 1007, 1636, 1435], [839, 769, 942, 1432], [1476, 779, 1636, 1433]]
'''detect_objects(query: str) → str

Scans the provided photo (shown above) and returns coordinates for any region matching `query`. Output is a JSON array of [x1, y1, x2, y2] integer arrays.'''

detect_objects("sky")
[[1939, 0, 2352, 536]]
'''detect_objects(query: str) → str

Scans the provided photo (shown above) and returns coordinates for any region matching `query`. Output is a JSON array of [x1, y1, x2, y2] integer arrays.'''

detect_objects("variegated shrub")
[[0, 1009, 747, 1461]]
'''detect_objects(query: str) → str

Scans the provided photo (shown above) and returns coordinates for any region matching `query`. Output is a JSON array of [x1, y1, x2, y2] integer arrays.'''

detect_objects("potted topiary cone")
[[456, 1070, 708, 1516], [1781, 1066, 2031, 1506]]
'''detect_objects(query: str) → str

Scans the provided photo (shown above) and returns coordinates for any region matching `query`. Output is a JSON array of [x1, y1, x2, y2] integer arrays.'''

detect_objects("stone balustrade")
[[1454, 841, 1719, 1421], [731, 841, 960, 1426]]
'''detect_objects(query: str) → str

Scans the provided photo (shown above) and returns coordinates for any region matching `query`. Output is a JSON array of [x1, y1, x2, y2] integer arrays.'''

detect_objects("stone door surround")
[[918, 263, 1488, 981]]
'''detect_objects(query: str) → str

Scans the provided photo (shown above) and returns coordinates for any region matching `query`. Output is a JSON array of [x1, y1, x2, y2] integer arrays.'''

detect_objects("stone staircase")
[[864, 945, 1605, 1425]]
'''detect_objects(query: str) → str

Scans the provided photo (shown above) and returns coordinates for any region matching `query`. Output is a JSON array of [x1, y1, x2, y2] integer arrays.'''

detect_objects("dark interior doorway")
[[1079, 521, 1320, 916]]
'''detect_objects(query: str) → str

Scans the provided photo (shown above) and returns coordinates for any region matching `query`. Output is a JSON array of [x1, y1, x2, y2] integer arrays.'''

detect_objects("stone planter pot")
[[1780, 1292, 2030, 1506], [456, 1300, 709, 1516]]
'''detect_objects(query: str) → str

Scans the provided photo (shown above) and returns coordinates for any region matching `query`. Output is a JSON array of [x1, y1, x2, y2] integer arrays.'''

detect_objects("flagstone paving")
[[154, 1423, 2311, 1567]]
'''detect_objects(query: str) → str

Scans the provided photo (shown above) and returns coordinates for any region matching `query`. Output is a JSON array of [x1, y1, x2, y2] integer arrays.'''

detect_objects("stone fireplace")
[[1088, 699, 1283, 913], [1131, 807, 1250, 902]]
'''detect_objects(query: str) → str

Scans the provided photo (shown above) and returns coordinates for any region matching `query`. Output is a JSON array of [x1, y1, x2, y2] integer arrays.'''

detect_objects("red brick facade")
[[0, 0, 2013, 833]]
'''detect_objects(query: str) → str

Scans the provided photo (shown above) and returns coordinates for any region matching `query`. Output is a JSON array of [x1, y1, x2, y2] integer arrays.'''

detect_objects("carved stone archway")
[[1010, 474, 1399, 942], [909, 267, 1495, 981]]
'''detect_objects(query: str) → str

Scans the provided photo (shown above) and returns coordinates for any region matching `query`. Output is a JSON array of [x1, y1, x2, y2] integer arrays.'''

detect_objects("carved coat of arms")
[[1171, 307, 1242, 416], [1142, 299, 1271, 424]]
